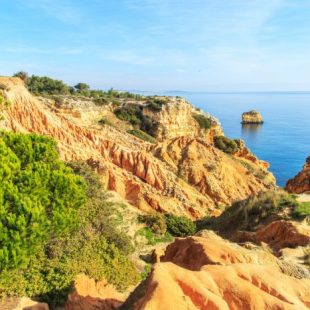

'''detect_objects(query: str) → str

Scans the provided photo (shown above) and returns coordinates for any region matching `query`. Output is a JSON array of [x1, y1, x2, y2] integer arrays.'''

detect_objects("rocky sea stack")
[[241, 110, 264, 124]]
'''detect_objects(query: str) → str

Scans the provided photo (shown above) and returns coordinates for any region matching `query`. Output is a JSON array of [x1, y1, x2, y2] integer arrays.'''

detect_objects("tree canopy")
[[0, 132, 86, 270]]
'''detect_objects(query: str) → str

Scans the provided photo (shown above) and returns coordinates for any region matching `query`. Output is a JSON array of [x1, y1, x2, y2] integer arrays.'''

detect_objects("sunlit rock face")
[[121, 233, 310, 310], [0, 77, 275, 218], [286, 157, 310, 194], [241, 110, 264, 124]]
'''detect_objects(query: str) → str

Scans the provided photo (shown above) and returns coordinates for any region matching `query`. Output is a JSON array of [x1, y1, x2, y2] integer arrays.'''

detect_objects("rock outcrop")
[[123, 234, 310, 309], [286, 157, 310, 194], [241, 110, 264, 124], [235, 220, 310, 252], [0, 77, 275, 217], [143, 97, 222, 142]]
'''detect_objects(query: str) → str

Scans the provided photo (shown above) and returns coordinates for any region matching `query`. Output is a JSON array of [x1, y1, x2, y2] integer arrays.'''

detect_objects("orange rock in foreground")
[[131, 262, 310, 310], [123, 233, 310, 309]]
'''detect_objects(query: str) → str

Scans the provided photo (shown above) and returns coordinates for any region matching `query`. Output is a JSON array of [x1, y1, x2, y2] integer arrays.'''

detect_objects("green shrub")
[[94, 97, 109, 106], [146, 98, 166, 112], [0, 132, 86, 271], [192, 113, 212, 129], [136, 227, 173, 245], [293, 201, 310, 219], [138, 213, 167, 234], [26, 75, 70, 95], [127, 129, 156, 143], [114, 105, 142, 126], [165, 214, 196, 237], [214, 136, 239, 154], [0, 159, 139, 306]]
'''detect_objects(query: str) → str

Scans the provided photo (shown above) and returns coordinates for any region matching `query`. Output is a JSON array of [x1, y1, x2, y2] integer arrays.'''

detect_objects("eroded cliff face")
[[0, 77, 275, 218], [122, 233, 310, 310], [143, 97, 223, 142], [286, 157, 310, 194]]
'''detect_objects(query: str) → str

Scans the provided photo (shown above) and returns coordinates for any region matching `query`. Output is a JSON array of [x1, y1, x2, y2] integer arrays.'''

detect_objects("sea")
[[160, 91, 310, 187]]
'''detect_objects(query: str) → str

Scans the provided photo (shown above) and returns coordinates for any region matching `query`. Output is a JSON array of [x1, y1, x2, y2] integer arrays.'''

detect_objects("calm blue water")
[[165, 92, 310, 187]]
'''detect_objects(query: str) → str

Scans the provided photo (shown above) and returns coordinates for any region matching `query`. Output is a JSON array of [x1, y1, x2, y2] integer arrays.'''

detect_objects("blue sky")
[[1, 0, 310, 91]]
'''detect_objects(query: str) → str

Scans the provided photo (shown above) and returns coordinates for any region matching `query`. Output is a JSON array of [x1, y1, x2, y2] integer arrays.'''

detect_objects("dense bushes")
[[0, 136, 139, 306], [146, 98, 166, 112], [192, 113, 212, 129], [214, 136, 239, 154], [26, 75, 71, 95], [114, 106, 159, 137], [0, 132, 86, 270], [127, 129, 156, 143], [13, 72, 143, 101], [138, 214, 167, 235], [165, 214, 196, 237], [114, 105, 143, 126]]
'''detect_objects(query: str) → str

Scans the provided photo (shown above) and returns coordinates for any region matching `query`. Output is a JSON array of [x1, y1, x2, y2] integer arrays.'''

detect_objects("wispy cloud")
[[23, 0, 83, 25]]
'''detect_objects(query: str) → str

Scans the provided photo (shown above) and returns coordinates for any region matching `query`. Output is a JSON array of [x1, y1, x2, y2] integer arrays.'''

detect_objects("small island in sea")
[[241, 110, 264, 124]]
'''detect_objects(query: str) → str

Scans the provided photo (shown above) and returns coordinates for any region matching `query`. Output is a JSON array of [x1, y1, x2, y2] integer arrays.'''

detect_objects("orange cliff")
[[0, 77, 275, 218], [286, 157, 310, 194]]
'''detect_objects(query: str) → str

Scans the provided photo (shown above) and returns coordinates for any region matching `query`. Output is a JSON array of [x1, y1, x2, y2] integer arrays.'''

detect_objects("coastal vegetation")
[[13, 71, 144, 100], [201, 191, 302, 233], [192, 113, 212, 129], [0, 133, 139, 306], [214, 136, 239, 154], [127, 129, 157, 143]]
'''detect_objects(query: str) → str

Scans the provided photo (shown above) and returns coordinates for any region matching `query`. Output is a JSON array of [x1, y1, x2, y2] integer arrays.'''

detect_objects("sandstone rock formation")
[[286, 157, 310, 194], [66, 274, 126, 310], [143, 97, 222, 142], [241, 110, 264, 124], [0, 77, 275, 217], [122, 234, 310, 309]]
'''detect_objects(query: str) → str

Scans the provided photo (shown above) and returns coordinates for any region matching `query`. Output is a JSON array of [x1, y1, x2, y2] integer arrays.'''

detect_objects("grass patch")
[[294, 201, 310, 218], [136, 227, 173, 246], [127, 129, 156, 143], [203, 191, 299, 233]]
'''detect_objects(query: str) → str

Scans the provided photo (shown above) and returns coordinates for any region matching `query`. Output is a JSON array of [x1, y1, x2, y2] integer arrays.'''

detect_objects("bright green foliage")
[[294, 201, 310, 218], [127, 129, 157, 143], [138, 213, 167, 234], [136, 227, 173, 246], [0, 132, 86, 270], [214, 136, 239, 154], [192, 113, 212, 129], [27, 75, 70, 95], [165, 214, 196, 237], [0, 160, 139, 306]]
